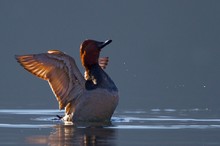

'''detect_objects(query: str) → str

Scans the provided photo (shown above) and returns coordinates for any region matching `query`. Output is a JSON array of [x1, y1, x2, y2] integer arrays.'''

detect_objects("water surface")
[[0, 108, 220, 145]]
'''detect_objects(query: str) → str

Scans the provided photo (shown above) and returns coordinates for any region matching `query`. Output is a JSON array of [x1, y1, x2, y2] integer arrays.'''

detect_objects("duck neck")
[[85, 64, 118, 91]]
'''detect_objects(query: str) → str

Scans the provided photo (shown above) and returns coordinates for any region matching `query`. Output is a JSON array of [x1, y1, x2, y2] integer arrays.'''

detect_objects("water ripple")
[[110, 124, 220, 129], [0, 123, 54, 128], [0, 109, 220, 129]]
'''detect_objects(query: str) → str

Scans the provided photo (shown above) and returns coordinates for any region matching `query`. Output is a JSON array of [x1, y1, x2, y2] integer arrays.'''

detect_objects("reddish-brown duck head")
[[80, 39, 112, 70]]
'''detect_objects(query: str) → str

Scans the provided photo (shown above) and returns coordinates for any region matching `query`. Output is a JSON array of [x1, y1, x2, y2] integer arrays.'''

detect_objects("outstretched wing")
[[15, 50, 85, 109]]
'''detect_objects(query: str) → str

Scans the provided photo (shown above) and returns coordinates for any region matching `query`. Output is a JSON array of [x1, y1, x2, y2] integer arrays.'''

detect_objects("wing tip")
[[15, 55, 21, 62], [15, 55, 24, 66], [15, 54, 33, 66], [99, 57, 109, 69]]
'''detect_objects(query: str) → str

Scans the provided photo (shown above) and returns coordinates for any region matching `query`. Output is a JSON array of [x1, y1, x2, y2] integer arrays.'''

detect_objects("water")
[[0, 108, 220, 145]]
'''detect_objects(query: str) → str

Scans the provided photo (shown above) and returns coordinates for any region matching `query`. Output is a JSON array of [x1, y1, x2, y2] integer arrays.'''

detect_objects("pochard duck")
[[15, 39, 119, 124]]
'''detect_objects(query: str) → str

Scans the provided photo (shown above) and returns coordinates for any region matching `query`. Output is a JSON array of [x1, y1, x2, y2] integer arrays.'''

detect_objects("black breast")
[[85, 64, 118, 91]]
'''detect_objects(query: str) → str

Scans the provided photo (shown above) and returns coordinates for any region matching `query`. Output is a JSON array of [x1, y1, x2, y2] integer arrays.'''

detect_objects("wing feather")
[[99, 57, 109, 69], [15, 50, 85, 109]]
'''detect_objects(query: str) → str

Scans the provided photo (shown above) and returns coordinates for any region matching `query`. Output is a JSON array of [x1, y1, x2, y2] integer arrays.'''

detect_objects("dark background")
[[1, 0, 220, 110]]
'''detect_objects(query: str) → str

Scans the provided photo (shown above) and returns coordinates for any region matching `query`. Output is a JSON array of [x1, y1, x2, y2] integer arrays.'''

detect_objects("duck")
[[15, 39, 119, 125]]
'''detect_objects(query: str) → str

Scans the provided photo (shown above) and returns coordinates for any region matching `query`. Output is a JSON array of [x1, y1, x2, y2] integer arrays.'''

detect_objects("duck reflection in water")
[[26, 124, 117, 146]]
